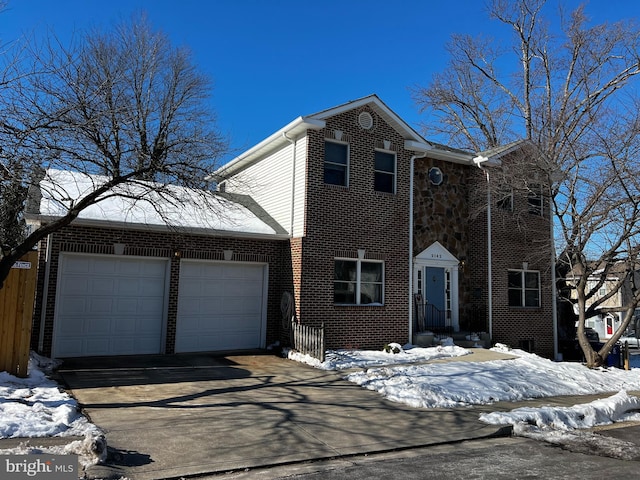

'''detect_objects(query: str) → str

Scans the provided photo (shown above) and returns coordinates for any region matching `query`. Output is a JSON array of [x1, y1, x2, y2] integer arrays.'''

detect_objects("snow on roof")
[[36, 169, 279, 236]]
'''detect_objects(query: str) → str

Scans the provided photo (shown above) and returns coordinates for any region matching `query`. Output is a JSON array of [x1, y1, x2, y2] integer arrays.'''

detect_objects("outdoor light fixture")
[[113, 243, 126, 255], [1, 244, 11, 257], [223, 249, 233, 261]]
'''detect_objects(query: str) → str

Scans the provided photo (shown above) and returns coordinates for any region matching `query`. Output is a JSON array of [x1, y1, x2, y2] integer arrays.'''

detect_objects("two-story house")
[[29, 94, 555, 359]]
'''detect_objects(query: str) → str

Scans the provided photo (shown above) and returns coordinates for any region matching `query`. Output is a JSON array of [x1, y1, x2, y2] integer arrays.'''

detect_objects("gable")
[[415, 241, 459, 265]]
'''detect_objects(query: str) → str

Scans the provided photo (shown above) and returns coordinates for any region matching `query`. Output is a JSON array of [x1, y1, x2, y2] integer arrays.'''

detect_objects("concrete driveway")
[[59, 352, 507, 480]]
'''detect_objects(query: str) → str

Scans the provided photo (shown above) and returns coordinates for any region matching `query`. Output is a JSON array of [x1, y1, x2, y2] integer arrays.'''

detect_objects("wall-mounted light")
[[174, 250, 182, 259], [113, 243, 126, 255], [223, 249, 234, 261], [358, 249, 366, 259]]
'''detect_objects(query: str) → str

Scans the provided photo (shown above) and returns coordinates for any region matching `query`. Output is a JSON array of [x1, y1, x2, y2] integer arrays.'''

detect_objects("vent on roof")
[[358, 111, 374, 130]]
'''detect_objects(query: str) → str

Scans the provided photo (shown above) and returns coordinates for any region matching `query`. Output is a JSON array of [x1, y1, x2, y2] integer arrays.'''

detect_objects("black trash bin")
[[607, 343, 621, 367]]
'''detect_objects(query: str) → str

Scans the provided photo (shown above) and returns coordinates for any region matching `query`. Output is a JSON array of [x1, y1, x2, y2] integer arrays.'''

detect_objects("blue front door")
[[425, 267, 445, 327]]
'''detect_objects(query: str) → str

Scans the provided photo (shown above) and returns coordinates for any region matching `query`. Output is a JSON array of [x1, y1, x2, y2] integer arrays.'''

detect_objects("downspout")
[[38, 233, 53, 352], [283, 132, 296, 237], [551, 201, 559, 360], [473, 156, 493, 341], [409, 150, 429, 344]]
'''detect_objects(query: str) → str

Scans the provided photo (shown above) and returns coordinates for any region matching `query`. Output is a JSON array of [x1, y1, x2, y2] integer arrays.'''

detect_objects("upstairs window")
[[334, 258, 384, 305], [497, 184, 513, 211], [508, 269, 540, 307], [324, 141, 349, 186], [528, 184, 544, 216], [374, 150, 396, 193]]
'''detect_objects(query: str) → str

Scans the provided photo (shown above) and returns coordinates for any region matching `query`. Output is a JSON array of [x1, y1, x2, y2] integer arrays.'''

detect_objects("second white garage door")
[[175, 261, 267, 353]]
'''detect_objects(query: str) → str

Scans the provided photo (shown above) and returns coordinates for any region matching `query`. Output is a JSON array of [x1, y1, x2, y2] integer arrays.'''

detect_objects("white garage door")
[[176, 261, 266, 353], [53, 254, 168, 357]]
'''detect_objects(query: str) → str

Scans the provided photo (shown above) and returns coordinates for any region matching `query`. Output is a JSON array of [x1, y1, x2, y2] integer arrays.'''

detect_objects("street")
[[217, 433, 640, 480]]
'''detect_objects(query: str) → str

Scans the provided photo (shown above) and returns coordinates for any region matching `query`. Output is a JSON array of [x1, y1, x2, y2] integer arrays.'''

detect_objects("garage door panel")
[[58, 297, 88, 315], [54, 254, 167, 357], [64, 256, 91, 274], [90, 278, 117, 295], [85, 316, 111, 334], [176, 261, 266, 353], [92, 257, 117, 274]]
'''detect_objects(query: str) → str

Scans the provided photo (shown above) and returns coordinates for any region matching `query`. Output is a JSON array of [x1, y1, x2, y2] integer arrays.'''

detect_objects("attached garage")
[[53, 254, 168, 357], [175, 260, 267, 353]]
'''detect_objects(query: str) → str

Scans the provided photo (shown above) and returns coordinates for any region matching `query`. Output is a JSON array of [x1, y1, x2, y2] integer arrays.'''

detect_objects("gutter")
[[407, 141, 432, 344], [473, 156, 493, 341], [38, 233, 53, 352], [23, 214, 291, 242], [209, 117, 325, 181]]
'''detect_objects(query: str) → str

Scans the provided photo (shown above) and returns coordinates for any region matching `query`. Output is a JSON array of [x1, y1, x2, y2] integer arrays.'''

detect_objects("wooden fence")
[[292, 322, 325, 363], [0, 251, 38, 378]]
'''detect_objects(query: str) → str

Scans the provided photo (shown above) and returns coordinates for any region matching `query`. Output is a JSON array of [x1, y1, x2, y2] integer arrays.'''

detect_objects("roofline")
[[24, 214, 291, 241], [208, 116, 325, 180]]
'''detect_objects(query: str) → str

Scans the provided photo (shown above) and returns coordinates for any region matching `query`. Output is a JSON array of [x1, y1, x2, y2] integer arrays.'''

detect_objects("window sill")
[[334, 303, 385, 308]]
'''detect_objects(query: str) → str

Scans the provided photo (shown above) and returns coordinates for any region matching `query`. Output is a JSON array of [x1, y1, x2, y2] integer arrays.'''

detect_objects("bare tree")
[[413, 0, 640, 367], [0, 15, 228, 287]]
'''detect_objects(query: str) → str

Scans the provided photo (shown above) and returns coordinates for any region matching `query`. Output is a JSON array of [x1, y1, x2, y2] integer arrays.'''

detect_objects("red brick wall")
[[297, 107, 411, 349], [32, 224, 288, 356], [468, 159, 555, 358]]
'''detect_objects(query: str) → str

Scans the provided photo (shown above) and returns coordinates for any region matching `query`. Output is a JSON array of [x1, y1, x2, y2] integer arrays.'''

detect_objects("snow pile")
[[0, 353, 106, 468], [481, 391, 640, 460], [480, 390, 640, 430], [287, 344, 470, 370], [344, 345, 640, 408]]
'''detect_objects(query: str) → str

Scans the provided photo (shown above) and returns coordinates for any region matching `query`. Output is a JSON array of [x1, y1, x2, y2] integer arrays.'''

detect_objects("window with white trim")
[[374, 150, 396, 193], [334, 258, 384, 305], [508, 269, 540, 307], [528, 184, 543, 216], [324, 140, 349, 186]]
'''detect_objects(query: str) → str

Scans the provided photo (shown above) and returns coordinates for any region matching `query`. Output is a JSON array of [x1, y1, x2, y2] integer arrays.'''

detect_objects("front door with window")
[[413, 242, 460, 333], [425, 266, 446, 328]]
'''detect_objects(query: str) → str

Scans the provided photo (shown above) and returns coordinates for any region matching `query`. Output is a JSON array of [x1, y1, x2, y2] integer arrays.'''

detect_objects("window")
[[334, 258, 384, 305], [374, 150, 396, 193], [428, 167, 443, 186], [528, 184, 543, 216], [508, 270, 540, 307], [324, 141, 349, 186], [497, 185, 513, 211]]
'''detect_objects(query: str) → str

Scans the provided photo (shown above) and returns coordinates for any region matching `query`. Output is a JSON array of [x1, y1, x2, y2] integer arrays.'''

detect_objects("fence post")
[[0, 251, 38, 377]]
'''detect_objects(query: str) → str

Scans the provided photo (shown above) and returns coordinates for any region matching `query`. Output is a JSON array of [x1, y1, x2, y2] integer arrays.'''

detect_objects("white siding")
[[224, 137, 308, 236]]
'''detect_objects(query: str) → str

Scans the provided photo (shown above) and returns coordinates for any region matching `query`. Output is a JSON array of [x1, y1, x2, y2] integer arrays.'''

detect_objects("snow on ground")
[[289, 342, 640, 459], [4, 344, 640, 468], [0, 353, 106, 468]]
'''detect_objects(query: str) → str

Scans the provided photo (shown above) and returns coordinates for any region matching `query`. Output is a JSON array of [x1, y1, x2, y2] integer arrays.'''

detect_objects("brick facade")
[[466, 157, 554, 358], [297, 107, 412, 349], [32, 224, 288, 357]]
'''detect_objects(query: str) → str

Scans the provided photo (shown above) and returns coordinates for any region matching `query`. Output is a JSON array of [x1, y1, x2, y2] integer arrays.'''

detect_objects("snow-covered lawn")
[[0, 353, 106, 469], [289, 342, 640, 459]]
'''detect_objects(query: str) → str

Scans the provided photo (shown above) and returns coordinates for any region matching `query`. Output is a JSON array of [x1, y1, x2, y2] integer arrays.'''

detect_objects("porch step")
[[413, 332, 491, 349]]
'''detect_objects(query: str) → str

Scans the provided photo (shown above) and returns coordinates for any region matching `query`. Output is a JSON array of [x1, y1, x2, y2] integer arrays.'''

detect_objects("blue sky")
[[1, 0, 638, 163]]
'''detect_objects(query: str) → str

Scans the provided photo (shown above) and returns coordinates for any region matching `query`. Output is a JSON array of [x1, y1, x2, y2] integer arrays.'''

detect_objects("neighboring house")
[[567, 262, 640, 340], [28, 94, 555, 359]]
